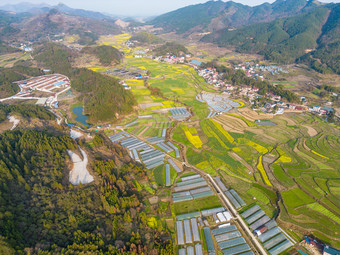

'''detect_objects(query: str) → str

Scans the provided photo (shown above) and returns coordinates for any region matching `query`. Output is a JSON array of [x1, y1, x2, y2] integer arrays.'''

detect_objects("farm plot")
[[237, 108, 274, 122], [98, 34, 131, 52], [214, 114, 249, 133], [180, 125, 203, 149]]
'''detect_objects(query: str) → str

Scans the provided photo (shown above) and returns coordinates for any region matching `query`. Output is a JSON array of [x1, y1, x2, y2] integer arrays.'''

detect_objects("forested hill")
[[82, 45, 123, 65], [153, 42, 190, 56], [150, 0, 321, 34], [0, 66, 42, 98], [298, 4, 340, 74], [203, 7, 330, 63], [34, 43, 136, 122], [0, 129, 173, 254], [130, 32, 164, 45], [202, 4, 340, 73], [0, 9, 121, 44]]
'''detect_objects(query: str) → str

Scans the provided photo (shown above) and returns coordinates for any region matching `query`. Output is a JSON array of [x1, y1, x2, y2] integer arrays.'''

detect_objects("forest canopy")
[[0, 129, 172, 254]]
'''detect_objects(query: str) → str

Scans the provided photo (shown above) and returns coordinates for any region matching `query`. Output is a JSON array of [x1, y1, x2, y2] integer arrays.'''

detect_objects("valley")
[[0, 0, 339, 254]]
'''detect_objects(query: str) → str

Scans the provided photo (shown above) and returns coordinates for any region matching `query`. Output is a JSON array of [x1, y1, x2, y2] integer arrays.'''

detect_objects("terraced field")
[[94, 33, 340, 249], [173, 111, 340, 247]]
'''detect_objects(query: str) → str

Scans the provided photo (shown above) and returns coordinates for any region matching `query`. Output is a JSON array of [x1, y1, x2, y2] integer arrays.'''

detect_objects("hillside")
[[153, 42, 189, 56], [203, 7, 330, 64], [82, 45, 123, 65], [150, 0, 321, 34], [34, 43, 136, 122], [298, 4, 340, 74], [0, 2, 114, 20], [0, 41, 18, 55], [0, 9, 121, 43], [130, 32, 164, 45], [0, 128, 172, 254], [0, 66, 42, 98]]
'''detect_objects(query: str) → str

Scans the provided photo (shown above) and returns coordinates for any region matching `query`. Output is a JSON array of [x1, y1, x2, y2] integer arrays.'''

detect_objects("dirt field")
[[214, 114, 248, 133], [302, 125, 318, 137], [237, 108, 274, 122]]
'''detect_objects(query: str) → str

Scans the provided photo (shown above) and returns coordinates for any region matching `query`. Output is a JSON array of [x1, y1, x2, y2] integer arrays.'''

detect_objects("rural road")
[[170, 135, 267, 254]]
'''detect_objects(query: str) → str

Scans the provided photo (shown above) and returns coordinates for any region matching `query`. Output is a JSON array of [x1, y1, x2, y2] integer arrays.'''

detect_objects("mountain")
[[202, 3, 340, 73], [150, 0, 321, 34], [0, 9, 121, 43], [203, 7, 330, 63], [0, 2, 50, 14], [300, 3, 340, 74], [0, 2, 114, 20]]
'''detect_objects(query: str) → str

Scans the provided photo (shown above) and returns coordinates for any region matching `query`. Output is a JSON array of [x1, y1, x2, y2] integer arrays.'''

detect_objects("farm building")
[[15, 74, 70, 93], [323, 246, 340, 255]]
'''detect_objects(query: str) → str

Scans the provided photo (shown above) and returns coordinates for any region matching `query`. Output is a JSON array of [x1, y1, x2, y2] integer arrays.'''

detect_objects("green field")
[[173, 111, 340, 247], [100, 33, 340, 248], [173, 196, 222, 215]]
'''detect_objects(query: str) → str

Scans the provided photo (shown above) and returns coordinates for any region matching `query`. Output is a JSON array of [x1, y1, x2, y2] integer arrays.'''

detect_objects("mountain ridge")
[[0, 2, 115, 20], [150, 0, 323, 34]]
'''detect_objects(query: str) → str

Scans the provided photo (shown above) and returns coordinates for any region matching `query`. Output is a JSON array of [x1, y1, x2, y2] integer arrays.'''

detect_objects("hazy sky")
[[1, 0, 339, 16]]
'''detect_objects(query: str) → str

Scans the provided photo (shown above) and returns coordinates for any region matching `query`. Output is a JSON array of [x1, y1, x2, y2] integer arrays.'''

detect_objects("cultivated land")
[[75, 33, 340, 251], [2, 31, 339, 254]]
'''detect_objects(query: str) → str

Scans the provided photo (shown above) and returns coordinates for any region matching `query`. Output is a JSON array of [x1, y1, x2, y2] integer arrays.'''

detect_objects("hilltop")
[[150, 0, 322, 34], [202, 4, 339, 72], [0, 5, 121, 44]]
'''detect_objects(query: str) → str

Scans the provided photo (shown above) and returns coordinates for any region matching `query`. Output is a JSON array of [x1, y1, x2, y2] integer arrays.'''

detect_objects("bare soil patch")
[[302, 125, 318, 137]]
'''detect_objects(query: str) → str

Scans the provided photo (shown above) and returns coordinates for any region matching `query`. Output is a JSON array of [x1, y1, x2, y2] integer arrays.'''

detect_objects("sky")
[[1, 0, 339, 16]]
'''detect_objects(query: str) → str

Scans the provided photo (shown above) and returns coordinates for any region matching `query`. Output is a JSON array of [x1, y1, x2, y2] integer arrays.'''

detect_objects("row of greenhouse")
[[175, 206, 256, 255], [215, 176, 294, 254], [156, 141, 180, 157], [206, 224, 254, 255], [172, 174, 214, 203], [178, 244, 203, 255], [110, 132, 165, 169], [197, 93, 240, 115], [170, 107, 191, 120], [241, 205, 293, 255], [176, 218, 201, 245], [215, 177, 246, 209]]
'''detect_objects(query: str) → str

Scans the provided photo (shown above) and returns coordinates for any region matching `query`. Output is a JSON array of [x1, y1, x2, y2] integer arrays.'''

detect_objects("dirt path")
[[68, 147, 94, 185], [7, 115, 20, 130], [230, 152, 254, 174]]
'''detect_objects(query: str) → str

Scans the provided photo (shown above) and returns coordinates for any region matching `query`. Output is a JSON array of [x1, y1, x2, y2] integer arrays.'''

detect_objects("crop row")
[[257, 156, 272, 186]]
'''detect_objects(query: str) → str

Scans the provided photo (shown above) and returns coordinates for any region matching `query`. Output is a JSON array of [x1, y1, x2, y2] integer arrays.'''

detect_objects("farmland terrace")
[[78, 33, 340, 253]]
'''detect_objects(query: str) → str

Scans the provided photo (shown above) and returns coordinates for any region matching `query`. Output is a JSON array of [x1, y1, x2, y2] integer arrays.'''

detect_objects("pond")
[[257, 121, 277, 126], [73, 107, 90, 127]]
